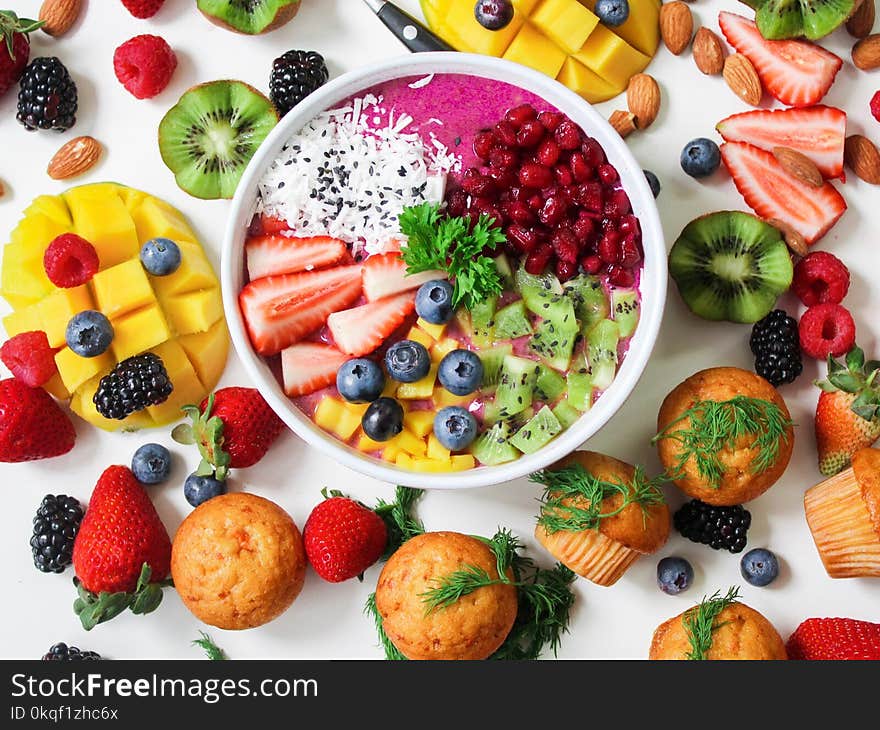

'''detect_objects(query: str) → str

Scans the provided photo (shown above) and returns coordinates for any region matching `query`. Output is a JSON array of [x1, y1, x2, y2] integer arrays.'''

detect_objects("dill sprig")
[[683, 586, 741, 661], [652, 396, 792, 489], [531, 463, 666, 534], [373, 486, 425, 560], [398, 202, 505, 309], [364, 592, 406, 661], [192, 631, 226, 660]]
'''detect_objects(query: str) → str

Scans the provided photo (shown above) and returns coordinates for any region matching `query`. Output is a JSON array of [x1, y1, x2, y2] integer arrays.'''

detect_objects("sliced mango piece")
[[357, 430, 389, 453], [417, 318, 446, 341], [177, 318, 229, 390], [450, 454, 476, 471], [427, 433, 451, 461], [397, 364, 437, 400], [129, 196, 198, 245], [315, 397, 361, 440], [558, 57, 620, 104], [162, 289, 223, 335], [574, 24, 650, 90], [382, 441, 403, 461], [445, 2, 524, 56], [91, 258, 156, 319], [55, 347, 113, 393], [63, 186, 140, 269], [397, 429, 428, 457], [37, 285, 94, 348], [43, 373, 70, 401], [532, 0, 599, 53], [72, 374, 155, 431], [406, 326, 434, 351], [24, 194, 71, 226], [432, 337, 460, 360], [410, 457, 454, 473], [146, 340, 204, 424], [150, 241, 218, 298], [433, 386, 472, 407], [579, 0, 660, 56], [395, 452, 415, 470], [3, 305, 42, 338], [405, 410, 435, 438], [110, 305, 171, 362], [504, 23, 568, 78]]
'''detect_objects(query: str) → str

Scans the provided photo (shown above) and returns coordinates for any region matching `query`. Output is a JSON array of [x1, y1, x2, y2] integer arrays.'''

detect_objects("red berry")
[[120, 0, 165, 19], [555, 120, 582, 150], [258, 214, 290, 235], [552, 228, 580, 264], [555, 258, 577, 282], [0, 331, 57, 388], [573, 215, 595, 242], [527, 194, 544, 212], [553, 163, 574, 186], [607, 265, 635, 288], [518, 162, 554, 189], [619, 214, 640, 237], [516, 119, 544, 147], [799, 303, 856, 359], [539, 195, 567, 226], [473, 130, 495, 160], [569, 152, 593, 182], [792, 251, 850, 307], [537, 138, 561, 167], [619, 233, 642, 268], [871, 91, 880, 124], [113, 34, 177, 100], [488, 147, 518, 170], [525, 244, 554, 275], [787, 618, 880, 661], [461, 168, 495, 197], [598, 163, 619, 185], [0, 30, 30, 99], [0, 378, 76, 463], [598, 231, 621, 264], [486, 166, 516, 189], [582, 137, 607, 166], [198, 387, 285, 469], [505, 103, 536, 129], [538, 110, 564, 132], [506, 224, 539, 253], [575, 182, 604, 212], [581, 254, 602, 275], [494, 120, 517, 146], [43, 234, 99, 288], [604, 189, 631, 217], [447, 188, 468, 217], [507, 201, 535, 225]]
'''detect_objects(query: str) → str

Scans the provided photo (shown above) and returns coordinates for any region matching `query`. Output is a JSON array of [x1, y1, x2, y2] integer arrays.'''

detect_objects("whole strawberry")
[[72, 466, 172, 629], [788, 618, 880, 660], [121, 0, 165, 19], [815, 346, 880, 476], [0, 378, 75, 462], [0, 11, 42, 98], [304, 494, 388, 582]]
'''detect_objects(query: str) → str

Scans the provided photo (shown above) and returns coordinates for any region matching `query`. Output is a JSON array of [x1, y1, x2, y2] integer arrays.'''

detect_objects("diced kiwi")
[[159, 80, 279, 200], [515, 266, 563, 298], [563, 274, 610, 331], [495, 355, 538, 418], [494, 300, 533, 340], [469, 296, 497, 347], [587, 319, 620, 391], [552, 399, 582, 429], [471, 421, 521, 465], [611, 289, 640, 339], [566, 353, 594, 412], [478, 344, 513, 393], [494, 253, 515, 289], [752, 0, 855, 40], [197, 0, 301, 35], [669, 211, 793, 324], [528, 295, 578, 372], [534, 364, 566, 403], [509, 406, 562, 454]]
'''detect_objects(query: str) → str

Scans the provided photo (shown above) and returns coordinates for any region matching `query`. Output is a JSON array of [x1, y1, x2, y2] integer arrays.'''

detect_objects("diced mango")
[[3, 305, 42, 338], [43, 373, 70, 401], [532, 0, 599, 53], [146, 340, 204, 424], [150, 241, 218, 298], [405, 410, 435, 438], [417, 318, 446, 341], [162, 288, 223, 335], [503, 23, 567, 79], [397, 364, 437, 400], [433, 386, 472, 408], [23, 194, 71, 226], [91, 258, 156, 319], [558, 57, 620, 104], [55, 347, 113, 393], [445, 2, 524, 56], [73, 374, 154, 431], [578, 0, 660, 56], [450, 454, 476, 471], [397, 429, 428, 457], [110, 305, 171, 361], [382, 441, 403, 461], [432, 338, 460, 360], [36, 285, 94, 348], [427, 434, 451, 461], [406, 326, 434, 351], [177, 318, 229, 390], [343, 401, 370, 417], [410, 457, 454, 473], [315, 397, 361, 440], [129, 196, 198, 245], [513, 0, 543, 12], [381, 378, 398, 398], [9, 212, 70, 251], [63, 186, 140, 269], [1, 239, 54, 307], [395, 452, 415, 470], [574, 24, 650, 89], [357, 431, 389, 453]]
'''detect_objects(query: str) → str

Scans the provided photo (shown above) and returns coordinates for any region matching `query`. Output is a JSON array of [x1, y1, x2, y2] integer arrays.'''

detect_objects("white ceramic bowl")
[[221, 52, 666, 489]]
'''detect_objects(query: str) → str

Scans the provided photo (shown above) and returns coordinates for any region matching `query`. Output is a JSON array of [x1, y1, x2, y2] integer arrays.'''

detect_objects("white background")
[[1, 0, 879, 660]]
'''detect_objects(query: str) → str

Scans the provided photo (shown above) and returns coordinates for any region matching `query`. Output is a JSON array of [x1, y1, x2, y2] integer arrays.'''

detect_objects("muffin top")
[[536, 451, 670, 554], [655, 367, 794, 505], [852, 447, 880, 536], [375, 531, 518, 661]]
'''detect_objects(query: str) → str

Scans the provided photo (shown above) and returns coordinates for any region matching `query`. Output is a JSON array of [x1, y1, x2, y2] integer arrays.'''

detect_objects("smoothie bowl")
[[222, 53, 665, 489]]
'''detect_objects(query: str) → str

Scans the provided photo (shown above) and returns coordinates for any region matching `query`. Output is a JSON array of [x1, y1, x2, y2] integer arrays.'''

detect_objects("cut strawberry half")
[[258, 214, 291, 235], [327, 291, 416, 356], [719, 12, 842, 108], [281, 342, 350, 397], [362, 252, 446, 302], [717, 106, 846, 180], [239, 265, 363, 356], [720, 141, 846, 245], [246, 235, 349, 280], [0, 331, 57, 388]]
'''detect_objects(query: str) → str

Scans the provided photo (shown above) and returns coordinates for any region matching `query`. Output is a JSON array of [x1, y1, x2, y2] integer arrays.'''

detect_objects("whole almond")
[[47, 136, 102, 180], [660, 1, 694, 55], [853, 33, 880, 69], [608, 110, 637, 139], [0, 180, 5, 200], [767, 218, 808, 258], [772, 146, 823, 188], [723, 54, 762, 106], [39, 0, 82, 37], [626, 73, 661, 129], [693, 27, 726, 75], [847, 0, 875, 39], [844, 134, 880, 184]]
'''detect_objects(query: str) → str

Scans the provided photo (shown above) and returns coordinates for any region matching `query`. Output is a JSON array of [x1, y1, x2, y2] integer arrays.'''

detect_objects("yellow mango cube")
[[417, 318, 446, 341], [579, 0, 660, 56], [43, 373, 70, 401], [397, 364, 437, 400], [9, 213, 70, 251], [405, 410, 435, 438], [150, 242, 218, 298], [558, 57, 620, 104], [532, 0, 599, 53], [574, 24, 650, 89], [162, 288, 223, 335], [382, 441, 403, 461], [63, 186, 140, 269], [427, 434, 450, 461], [410, 457, 453, 473], [146, 341, 204, 424], [395, 452, 415, 470], [450, 454, 477, 471], [3, 305, 42, 338], [111, 305, 171, 361], [503, 24, 567, 79], [55, 347, 113, 393], [129, 196, 198, 245], [397, 429, 428, 457], [24, 194, 72, 226], [177, 318, 229, 390], [445, 2, 523, 56], [343, 401, 370, 417], [91, 258, 156, 319], [406, 326, 434, 351], [356, 431, 389, 453], [432, 338, 460, 360], [315, 397, 361, 440], [37, 285, 95, 348], [513, 0, 542, 12], [2, 240, 54, 307], [433, 386, 471, 408], [73, 375, 155, 431]]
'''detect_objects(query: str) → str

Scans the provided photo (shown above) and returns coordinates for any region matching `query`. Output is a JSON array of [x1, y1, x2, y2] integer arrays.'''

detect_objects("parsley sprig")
[[683, 586, 741, 660], [192, 631, 226, 660], [398, 202, 505, 309]]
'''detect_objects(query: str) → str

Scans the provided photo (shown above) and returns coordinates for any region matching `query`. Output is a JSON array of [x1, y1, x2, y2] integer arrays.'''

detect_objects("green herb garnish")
[[531, 463, 666, 534], [373, 486, 425, 560], [683, 586, 741, 661], [651, 396, 793, 489], [192, 631, 226, 660], [398, 202, 505, 309]]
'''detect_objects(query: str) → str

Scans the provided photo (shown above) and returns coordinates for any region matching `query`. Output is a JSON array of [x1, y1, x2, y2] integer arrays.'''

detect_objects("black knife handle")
[[377, 3, 455, 53]]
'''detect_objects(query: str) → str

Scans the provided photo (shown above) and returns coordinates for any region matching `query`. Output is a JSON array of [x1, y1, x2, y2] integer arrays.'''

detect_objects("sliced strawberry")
[[281, 343, 349, 397], [719, 12, 842, 108], [246, 235, 348, 280], [239, 265, 362, 356], [721, 141, 846, 245], [362, 253, 446, 302], [259, 214, 290, 235], [327, 291, 416, 356], [717, 106, 846, 180]]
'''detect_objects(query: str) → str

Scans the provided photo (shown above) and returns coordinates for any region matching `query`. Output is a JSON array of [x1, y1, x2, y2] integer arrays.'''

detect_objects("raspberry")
[[799, 303, 856, 359], [1, 331, 57, 388], [43, 234, 98, 288], [792, 251, 850, 306], [121, 0, 165, 19], [871, 91, 880, 124], [113, 35, 177, 100]]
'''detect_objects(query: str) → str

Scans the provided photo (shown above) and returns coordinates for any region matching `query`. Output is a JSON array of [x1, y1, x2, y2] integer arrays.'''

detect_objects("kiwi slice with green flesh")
[[509, 406, 562, 454], [494, 253, 515, 289], [516, 266, 563, 300], [468, 296, 497, 347], [611, 289, 640, 339], [552, 399, 582, 429], [494, 355, 539, 418], [534, 364, 566, 403], [494, 300, 533, 340], [563, 274, 610, 330], [471, 421, 521, 465], [478, 344, 513, 393], [751, 0, 855, 39], [566, 353, 594, 411], [587, 319, 620, 391], [159, 81, 279, 200], [198, 0, 300, 35], [669, 211, 793, 324], [528, 295, 578, 372]]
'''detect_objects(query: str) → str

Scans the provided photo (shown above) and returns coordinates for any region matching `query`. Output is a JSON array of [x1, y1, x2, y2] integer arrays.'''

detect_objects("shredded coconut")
[[409, 74, 435, 89]]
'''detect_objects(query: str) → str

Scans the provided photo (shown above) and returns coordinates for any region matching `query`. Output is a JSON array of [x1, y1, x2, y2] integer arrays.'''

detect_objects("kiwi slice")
[[534, 364, 566, 403], [528, 295, 578, 372], [158, 80, 279, 200], [611, 289, 640, 339], [471, 421, 521, 465], [669, 211, 793, 324], [495, 355, 539, 418], [509, 406, 562, 455], [198, 0, 301, 35], [566, 353, 594, 412], [468, 296, 497, 347], [494, 300, 533, 340], [752, 0, 855, 39], [563, 274, 610, 330], [587, 319, 620, 391], [478, 344, 513, 393], [552, 399, 582, 429]]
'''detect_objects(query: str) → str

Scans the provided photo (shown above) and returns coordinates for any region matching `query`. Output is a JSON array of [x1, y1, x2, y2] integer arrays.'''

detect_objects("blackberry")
[[674, 499, 751, 553], [93, 352, 173, 420], [269, 50, 328, 117], [42, 643, 101, 661], [16, 57, 77, 132], [750, 309, 803, 387], [30, 494, 83, 573]]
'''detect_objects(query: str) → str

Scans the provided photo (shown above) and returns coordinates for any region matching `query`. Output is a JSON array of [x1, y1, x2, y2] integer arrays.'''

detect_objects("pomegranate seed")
[[538, 110, 564, 133], [570, 152, 593, 182], [486, 166, 516, 189], [607, 265, 635, 288], [495, 121, 517, 147], [575, 182, 604, 212], [447, 189, 468, 217], [473, 130, 496, 161], [518, 162, 554, 189], [581, 254, 602, 275], [619, 233, 642, 268], [598, 164, 619, 185], [505, 103, 537, 129], [582, 137, 607, 166], [573, 215, 595, 242], [516, 119, 545, 147], [619, 214, 640, 237], [552, 228, 580, 264], [525, 244, 554, 275], [527, 194, 543, 212], [598, 231, 621, 264], [554, 164, 574, 186], [508, 186, 525, 202], [461, 170, 496, 197], [555, 120, 582, 150], [506, 224, 539, 253], [489, 147, 518, 170], [604, 189, 631, 218], [539, 196, 567, 226], [555, 258, 577, 282], [537, 138, 561, 167], [508, 200, 536, 225]]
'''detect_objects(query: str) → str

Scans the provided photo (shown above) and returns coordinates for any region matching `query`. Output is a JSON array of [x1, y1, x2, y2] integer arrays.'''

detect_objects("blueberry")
[[131, 443, 172, 485], [337, 358, 384, 403], [65, 310, 113, 358], [385, 340, 431, 383], [184, 472, 226, 508], [740, 548, 779, 587], [474, 0, 514, 30], [415, 280, 454, 325], [680, 138, 721, 178], [643, 169, 661, 198], [140, 238, 182, 276], [361, 397, 404, 442], [433, 406, 478, 451], [438, 349, 483, 396], [656, 556, 694, 595], [595, 0, 630, 26]]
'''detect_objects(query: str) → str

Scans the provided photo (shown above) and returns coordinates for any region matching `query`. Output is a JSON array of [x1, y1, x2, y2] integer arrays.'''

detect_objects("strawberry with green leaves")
[[814, 346, 880, 476], [0, 11, 42, 98]]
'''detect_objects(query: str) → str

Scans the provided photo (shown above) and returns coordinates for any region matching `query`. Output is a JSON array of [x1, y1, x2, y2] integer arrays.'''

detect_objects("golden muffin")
[[171, 492, 306, 630], [805, 447, 880, 578], [655, 367, 794, 505], [534, 451, 669, 586], [375, 531, 518, 660], [650, 599, 787, 660]]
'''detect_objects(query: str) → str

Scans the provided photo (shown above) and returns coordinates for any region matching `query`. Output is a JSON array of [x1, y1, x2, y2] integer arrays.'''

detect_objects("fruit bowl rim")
[[221, 51, 667, 490]]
